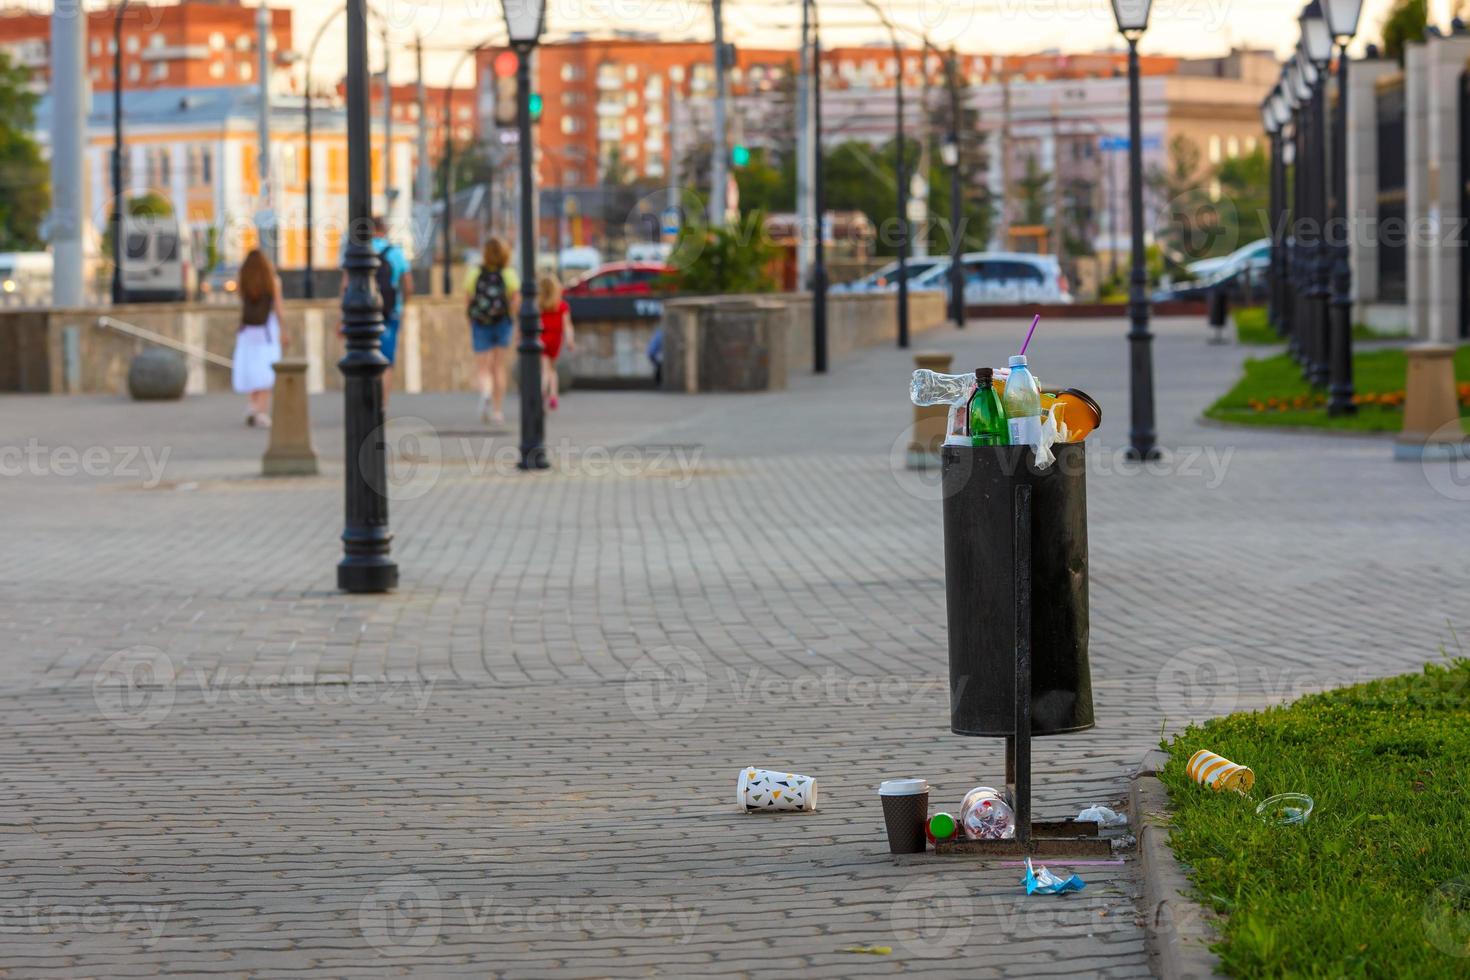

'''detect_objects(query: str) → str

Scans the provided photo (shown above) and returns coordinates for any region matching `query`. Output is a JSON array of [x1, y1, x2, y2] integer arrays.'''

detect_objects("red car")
[[564, 262, 676, 297]]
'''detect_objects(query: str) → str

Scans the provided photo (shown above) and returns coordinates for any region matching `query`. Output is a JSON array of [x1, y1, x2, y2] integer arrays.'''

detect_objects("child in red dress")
[[537, 274, 574, 410]]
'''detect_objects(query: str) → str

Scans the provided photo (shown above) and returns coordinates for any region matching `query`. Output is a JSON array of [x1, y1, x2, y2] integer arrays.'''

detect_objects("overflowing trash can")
[[940, 442, 1094, 738]]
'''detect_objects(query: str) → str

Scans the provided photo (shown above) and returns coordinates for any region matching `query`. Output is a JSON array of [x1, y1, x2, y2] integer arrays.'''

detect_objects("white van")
[[0, 252, 53, 306], [120, 215, 196, 302]]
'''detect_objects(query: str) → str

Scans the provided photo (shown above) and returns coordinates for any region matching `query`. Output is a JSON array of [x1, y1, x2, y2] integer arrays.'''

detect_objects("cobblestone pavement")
[[3, 317, 1466, 976]]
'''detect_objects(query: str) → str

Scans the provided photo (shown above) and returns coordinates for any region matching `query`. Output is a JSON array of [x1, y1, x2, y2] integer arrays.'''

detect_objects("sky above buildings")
[[139, 0, 1464, 87]]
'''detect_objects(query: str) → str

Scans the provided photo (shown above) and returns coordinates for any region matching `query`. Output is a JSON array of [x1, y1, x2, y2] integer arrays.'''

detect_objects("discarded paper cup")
[[1186, 749, 1255, 794], [879, 778, 929, 854], [738, 767, 817, 812]]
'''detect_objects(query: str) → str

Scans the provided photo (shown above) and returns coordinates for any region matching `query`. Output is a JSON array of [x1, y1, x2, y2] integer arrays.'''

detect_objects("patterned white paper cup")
[[738, 767, 817, 812], [1186, 749, 1255, 794]]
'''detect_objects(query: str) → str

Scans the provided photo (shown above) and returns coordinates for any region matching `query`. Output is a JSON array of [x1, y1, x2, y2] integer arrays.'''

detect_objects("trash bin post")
[[1013, 483, 1033, 848]]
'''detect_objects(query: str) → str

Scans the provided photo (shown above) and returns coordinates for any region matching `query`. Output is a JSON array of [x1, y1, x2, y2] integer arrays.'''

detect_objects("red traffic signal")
[[493, 50, 519, 78]]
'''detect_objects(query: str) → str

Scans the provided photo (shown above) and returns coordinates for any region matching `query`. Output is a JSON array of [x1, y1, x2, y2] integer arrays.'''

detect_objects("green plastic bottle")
[[969, 368, 1008, 447]]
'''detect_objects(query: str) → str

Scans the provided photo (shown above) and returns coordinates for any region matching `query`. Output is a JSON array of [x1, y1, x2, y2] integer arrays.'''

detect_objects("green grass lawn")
[[1205, 346, 1470, 433], [1160, 650, 1470, 976], [1232, 307, 1411, 346]]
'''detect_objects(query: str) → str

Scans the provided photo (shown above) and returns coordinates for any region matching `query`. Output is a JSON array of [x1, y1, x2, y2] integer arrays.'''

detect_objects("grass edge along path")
[[1204, 345, 1470, 433], [1159, 649, 1470, 976], [1233, 306, 1408, 346]]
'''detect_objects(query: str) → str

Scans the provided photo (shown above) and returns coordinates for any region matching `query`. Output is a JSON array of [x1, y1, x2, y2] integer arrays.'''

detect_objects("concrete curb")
[[1132, 756, 1225, 980]]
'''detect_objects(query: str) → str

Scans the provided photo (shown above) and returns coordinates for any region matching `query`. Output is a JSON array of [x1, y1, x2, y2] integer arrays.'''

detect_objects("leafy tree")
[[0, 51, 49, 250], [433, 138, 494, 196], [670, 211, 778, 294], [1014, 155, 1051, 226], [733, 147, 792, 216], [1215, 146, 1270, 248], [601, 146, 635, 186], [1147, 134, 1230, 269], [1379, 0, 1427, 63]]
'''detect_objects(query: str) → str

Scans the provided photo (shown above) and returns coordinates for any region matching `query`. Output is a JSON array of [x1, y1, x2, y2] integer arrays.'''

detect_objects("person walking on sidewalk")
[[465, 237, 519, 424], [340, 216, 412, 407], [537, 272, 574, 410], [231, 248, 285, 428]]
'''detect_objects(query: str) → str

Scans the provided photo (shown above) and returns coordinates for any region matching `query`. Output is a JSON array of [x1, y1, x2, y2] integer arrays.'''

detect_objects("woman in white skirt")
[[231, 248, 286, 427]]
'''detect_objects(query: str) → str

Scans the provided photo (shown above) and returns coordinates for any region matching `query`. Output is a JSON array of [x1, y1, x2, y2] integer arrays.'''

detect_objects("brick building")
[[0, 0, 293, 92]]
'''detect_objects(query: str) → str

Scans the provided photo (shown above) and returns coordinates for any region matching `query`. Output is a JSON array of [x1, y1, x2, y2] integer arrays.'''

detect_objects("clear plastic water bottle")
[[959, 786, 1016, 840], [1001, 354, 1043, 451], [910, 369, 978, 446]]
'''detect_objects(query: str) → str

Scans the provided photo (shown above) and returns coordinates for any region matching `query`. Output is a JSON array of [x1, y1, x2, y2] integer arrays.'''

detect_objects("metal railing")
[[95, 315, 233, 368]]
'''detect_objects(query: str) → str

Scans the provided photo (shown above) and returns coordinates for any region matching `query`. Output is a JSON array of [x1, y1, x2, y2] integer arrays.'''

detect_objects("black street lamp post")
[[1284, 57, 1308, 366], [942, 49, 964, 329], [502, 0, 548, 470], [858, 0, 909, 348], [1111, 0, 1159, 461], [1324, 0, 1363, 415], [1300, 3, 1334, 389], [811, 4, 828, 374], [1261, 92, 1282, 335], [441, 47, 485, 297], [337, 0, 398, 593], [111, 0, 130, 306]]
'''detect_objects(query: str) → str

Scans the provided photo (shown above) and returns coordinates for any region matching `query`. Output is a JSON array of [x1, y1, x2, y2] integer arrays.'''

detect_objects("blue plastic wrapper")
[[1022, 857, 1086, 896]]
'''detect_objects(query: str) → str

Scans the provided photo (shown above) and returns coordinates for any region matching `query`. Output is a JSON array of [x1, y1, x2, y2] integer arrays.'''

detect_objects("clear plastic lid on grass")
[[1256, 793, 1314, 826]]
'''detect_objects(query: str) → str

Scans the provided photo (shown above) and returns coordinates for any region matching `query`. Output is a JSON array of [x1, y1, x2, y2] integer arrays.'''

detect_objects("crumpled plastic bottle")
[[959, 786, 1016, 840]]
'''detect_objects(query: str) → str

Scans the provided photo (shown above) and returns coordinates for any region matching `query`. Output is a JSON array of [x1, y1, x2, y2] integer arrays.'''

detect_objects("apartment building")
[[36, 84, 415, 276], [0, 0, 293, 92]]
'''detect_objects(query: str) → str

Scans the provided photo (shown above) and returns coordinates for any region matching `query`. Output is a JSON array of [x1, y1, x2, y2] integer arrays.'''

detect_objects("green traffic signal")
[[731, 144, 750, 167], [529, 93, 543, 121]]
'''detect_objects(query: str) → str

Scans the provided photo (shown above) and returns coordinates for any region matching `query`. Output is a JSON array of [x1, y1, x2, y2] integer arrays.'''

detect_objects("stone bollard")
[[1394, 345, 1468, 461], [907, 351, 954, 470], [262, 359, 320, 476], [127, 348, 188, 400]]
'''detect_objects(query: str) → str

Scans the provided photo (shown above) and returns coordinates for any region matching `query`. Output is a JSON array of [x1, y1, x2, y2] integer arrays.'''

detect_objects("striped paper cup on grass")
[[1186, 749, 1255, 793]]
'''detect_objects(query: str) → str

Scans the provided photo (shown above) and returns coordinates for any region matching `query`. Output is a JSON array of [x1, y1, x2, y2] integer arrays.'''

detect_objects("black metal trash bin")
[[940, 442, 1093, 738]]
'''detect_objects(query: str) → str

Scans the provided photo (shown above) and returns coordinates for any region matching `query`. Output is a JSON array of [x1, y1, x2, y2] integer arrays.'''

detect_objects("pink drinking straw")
[[1018, 313, 1041, 357]]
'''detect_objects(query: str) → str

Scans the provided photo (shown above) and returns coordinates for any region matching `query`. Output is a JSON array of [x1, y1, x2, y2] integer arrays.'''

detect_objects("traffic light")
[[529, 92, 543, 122], [731, 144, 750, 167], [492, 50, 518, 128]]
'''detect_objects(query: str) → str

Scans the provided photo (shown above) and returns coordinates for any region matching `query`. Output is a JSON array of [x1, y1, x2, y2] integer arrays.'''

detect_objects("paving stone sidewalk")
[[2, 317, 1465, 976]]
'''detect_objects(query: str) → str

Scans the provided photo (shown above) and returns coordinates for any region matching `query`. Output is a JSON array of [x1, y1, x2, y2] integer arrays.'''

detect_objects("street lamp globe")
[[940, 134, 959, 168], [1299, 1, 1333, 65], [1293, 47, 1319, 97], [501, 0, 546, 46], [1270, 90, 1292, 129], [1323, 0, 1363, 42], [1111, 0, 1153, 35], [1261, 94, 1279, 134]]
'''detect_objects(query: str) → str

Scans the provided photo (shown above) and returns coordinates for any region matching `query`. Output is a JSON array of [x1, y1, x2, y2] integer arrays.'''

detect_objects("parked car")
[[912, 252, 1073, 305], [564, 261, 676, 297], [833, 256, 948, 293], [0, 251, 53, 306], [1153, 254, 1270, 304], [1186, 237, 1270, 280]]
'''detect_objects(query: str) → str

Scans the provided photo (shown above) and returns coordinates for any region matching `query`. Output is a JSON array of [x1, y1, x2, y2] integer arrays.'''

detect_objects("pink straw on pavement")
[[1018, 313, 1041, 356]]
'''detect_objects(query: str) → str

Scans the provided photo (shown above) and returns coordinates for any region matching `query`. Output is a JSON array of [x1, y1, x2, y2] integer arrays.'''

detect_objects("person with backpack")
[[339, 216, 412, 406], [464, 237, 519, 424]]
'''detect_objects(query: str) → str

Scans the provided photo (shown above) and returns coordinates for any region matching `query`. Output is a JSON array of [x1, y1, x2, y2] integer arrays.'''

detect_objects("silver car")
[[913, 252, 1073, 305]]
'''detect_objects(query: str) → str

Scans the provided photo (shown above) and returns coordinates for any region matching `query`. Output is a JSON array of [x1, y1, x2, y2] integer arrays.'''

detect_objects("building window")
[[1226, 135, 1239, 158], [565, 168, 580, 185], [210, 61, 224, 79], [125, 36, 139, 53], [1245, 136, 1258, 154], [149, 33, 164, 49], [670, 65, 685, 83], [625, 116, 637, 133], [624, 64, 637, 81], [236, 34, 251, 52], [1208, 135, 1220, 163], [108, 38, 117, 55], [559, 63, 583, 82], [210, 32, 225, 50], [90, 39, 100, 56], [561, 116, 581, 135], [152, 62, 168, 81], [240, 62, 253, 81], [128, 62, 141, 82]]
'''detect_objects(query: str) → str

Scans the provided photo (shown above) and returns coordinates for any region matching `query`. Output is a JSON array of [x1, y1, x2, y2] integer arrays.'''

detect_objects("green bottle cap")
[[927, 812, 957, 840]]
